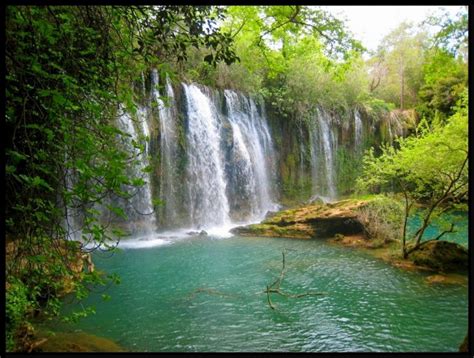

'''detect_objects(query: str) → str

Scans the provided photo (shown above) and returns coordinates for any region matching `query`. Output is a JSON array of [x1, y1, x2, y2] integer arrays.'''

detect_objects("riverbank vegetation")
[[5, 5, 468, 352]]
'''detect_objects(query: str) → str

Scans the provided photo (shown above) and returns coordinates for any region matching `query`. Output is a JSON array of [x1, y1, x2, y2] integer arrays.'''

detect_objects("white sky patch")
[[320, 6, 465, 54]]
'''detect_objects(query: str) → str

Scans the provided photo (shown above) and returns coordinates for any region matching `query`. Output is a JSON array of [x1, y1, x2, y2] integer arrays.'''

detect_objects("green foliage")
[[417, 49, 467, 124], [62, 306, 97, 324], [5, 5, 241, 351], [360, 97, 395, 117], [357, 94, 468, 255], [336, 147, 362, 196], [369, 22, 429, 110], [6, 279, 33, 351], [425, 6, 468, 58], [208, 6, 366, 118]]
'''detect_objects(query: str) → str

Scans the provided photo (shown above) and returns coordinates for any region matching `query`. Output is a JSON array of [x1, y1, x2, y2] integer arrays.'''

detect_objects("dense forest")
[[5, 5, 468, 353]]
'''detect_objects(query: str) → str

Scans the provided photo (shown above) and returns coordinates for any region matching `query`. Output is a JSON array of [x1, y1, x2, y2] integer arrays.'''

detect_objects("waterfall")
[[152, 70, 180, 228], [224, 90, 277, 221], [61, 71, 391, 241], [298, 125, 306, 184], [309, 109, 337, 201], [354, 109, 363, 151], [183, 83, 231, 229], [63, 162, 82, 242], [137, 106, 150, 154], [116, 107, 156, 234], [172, 83, 278, 230]]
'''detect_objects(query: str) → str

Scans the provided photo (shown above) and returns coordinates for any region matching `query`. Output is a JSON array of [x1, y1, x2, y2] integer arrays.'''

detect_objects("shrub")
[[356, 195, 404, 243], [6, 279, 33, 351]]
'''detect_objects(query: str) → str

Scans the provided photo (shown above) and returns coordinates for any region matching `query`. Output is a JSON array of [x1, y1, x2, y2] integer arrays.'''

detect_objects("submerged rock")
[[330, 234, 367, 247], [425, 273, 468, 285], [34, 331, 126, 352], [186, 230, 208, 236]]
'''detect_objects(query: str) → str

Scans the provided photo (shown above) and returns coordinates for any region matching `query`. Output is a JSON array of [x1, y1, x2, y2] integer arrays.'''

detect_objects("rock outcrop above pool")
[[408, 240, 468, 273], [232, 198, 468, 276], [231, 199, 367, 239]]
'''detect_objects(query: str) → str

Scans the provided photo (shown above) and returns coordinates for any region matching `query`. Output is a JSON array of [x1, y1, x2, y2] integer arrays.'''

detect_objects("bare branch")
[[265, 250, 326, 310], [266, 285, 276, 310]]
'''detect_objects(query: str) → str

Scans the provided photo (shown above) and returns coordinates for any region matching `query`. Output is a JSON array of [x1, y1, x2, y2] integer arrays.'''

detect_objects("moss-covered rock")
[[231, 199, 367, 239], [408, 240, 468, 273]]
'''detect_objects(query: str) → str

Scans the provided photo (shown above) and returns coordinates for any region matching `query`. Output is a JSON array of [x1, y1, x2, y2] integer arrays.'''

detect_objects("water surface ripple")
[[59, 235, 467, 352]]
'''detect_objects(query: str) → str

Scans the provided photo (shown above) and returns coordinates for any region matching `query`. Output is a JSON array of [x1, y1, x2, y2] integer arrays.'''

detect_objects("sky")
[[321, 6, 465, 53]]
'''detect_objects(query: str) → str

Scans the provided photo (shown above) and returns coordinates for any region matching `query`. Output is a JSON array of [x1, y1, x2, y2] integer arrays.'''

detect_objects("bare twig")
[[185, 251, 326, 310], [266, 285, 275, 310], [264, 250, 326, 310]]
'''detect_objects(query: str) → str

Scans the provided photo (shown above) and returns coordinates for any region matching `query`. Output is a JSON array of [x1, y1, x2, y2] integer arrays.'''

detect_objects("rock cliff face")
[[231, 199, 367, 239]]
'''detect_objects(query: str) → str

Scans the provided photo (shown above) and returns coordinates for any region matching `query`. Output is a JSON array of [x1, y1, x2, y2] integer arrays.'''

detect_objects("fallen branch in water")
[[264, 250, 326, 310], [185, 250, 326, 310], [266, 285, 276, 310]]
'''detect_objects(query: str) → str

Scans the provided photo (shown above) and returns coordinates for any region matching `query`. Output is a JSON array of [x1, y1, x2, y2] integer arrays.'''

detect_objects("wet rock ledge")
[[231, 199, 367, 239]]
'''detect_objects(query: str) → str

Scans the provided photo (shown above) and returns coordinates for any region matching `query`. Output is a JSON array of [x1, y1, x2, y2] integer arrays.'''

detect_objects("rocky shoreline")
[[232, 198, 468, 283]]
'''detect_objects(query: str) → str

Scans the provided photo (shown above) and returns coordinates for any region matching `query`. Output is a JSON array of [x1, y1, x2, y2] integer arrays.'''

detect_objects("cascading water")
[[309, 108, 337, 201], [63, 162, 83, 242], [224, 90, 277, 221], [152, 70, 180, 228], [354, 109, 363, 151], [137, 106, 150, 155], [116, 106, 156, 235], [61, 70, 394, 242], [298, 125, 306, 183], [249, 95, 278, 213], [183, 83, 231, 229], [62, 105, 156, 244]]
